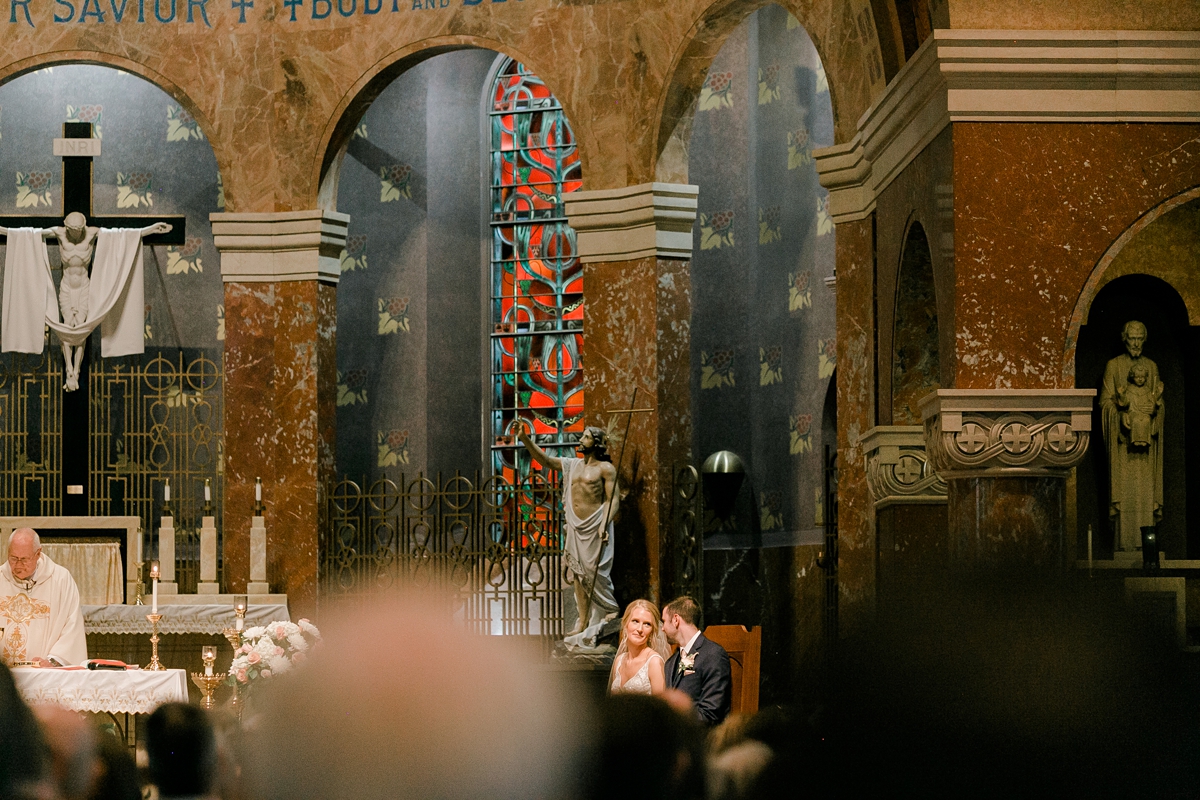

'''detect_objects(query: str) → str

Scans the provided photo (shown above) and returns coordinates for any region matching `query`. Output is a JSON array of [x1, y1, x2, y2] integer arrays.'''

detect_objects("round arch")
[[0, 52, 225, 193], [1062, 185, 1200, 384], [314, 36, 567, 209], [651, 0, 870, 183], [891, 217, 939, 424]]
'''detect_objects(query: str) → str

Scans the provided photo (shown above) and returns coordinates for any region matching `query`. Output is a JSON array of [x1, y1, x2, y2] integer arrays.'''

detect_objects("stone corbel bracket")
[[565, 182, 699, 262], [920, 389, 1097, 478], [860, 425, 947, 508]]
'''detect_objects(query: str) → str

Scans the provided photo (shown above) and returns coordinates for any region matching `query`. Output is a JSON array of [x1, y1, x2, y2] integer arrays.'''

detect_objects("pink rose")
[[275, 626, 287, 639], [248, 652, 261, 664], [292, 652, 305, 664], [274, 646, 285, 656], [237, 669, 248, 683], [260, 669, 272, 678], [240, 644, 252, 654]]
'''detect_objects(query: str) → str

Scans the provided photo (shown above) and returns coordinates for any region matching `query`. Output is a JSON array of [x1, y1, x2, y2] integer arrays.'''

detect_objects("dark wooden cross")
[[0, 122, 186, 515]]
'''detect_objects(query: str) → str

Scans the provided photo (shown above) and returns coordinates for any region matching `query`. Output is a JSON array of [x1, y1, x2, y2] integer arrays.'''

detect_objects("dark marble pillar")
[[834, 217, 877, 633], [213, 211, 346, 617], [923, 389, 1096, 575], [567, 183, 697, 605]]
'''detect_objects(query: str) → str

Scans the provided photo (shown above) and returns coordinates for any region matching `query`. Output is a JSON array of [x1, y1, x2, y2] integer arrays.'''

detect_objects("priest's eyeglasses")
[[7, 554, 38, 566]]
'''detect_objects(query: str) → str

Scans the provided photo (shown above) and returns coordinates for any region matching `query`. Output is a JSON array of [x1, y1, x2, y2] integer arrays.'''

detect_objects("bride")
[[609, 599, 669, 695]]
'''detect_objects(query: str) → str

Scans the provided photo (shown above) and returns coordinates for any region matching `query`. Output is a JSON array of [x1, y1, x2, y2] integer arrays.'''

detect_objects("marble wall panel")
[[0, 0, 879, 215], [946, 0, 1200, 30], [834, 216, 875, 633], [953, 122, 1200, 390], [874, 126, 954, 422]]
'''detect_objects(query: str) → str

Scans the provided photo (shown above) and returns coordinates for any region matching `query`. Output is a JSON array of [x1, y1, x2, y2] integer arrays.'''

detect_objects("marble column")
[[212, 210, 346, 616], [565, 182, 697, 604], [921, 390, 1095, 572], [861, 425, 948, 601]]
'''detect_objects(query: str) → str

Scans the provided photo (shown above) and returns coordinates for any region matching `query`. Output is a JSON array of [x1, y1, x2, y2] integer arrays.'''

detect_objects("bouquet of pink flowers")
[[227, 619, 321, 688]]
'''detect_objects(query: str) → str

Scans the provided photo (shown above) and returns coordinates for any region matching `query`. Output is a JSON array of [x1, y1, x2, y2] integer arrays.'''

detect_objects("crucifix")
[[0, 122, 185, 515]]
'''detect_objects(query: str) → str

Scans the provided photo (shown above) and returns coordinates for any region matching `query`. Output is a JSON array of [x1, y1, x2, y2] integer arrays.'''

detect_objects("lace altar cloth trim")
[[83, 604, 290, 635], [13, 667, 189, 714]]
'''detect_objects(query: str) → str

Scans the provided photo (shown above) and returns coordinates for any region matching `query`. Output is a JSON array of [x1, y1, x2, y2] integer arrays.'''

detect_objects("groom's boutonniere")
[[678, 650, 697, 676]]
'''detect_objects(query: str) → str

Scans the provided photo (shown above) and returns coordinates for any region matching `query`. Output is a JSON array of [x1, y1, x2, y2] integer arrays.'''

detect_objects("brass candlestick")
[[135, 561, 145, 606], [191, 672, 225, 711], [145, 613, 166, 670], [191, 647, 224, 710]]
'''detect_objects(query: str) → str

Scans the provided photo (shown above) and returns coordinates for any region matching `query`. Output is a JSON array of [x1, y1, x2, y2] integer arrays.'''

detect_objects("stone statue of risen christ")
[[0, 213, 171, 391]]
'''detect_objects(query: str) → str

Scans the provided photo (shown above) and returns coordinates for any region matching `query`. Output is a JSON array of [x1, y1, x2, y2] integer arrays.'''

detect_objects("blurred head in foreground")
[[241, 592, 588, 800], [146, 703, 217, 798], [33, 705, 97, 800], [0, 664, 50, 799]]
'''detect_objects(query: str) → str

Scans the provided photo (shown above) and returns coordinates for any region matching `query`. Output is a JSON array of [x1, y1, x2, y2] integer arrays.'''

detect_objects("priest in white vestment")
[[0, 529, 88, 666]]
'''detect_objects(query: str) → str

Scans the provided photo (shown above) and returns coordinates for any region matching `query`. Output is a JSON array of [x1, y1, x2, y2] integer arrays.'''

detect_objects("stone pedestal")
[[157, 515, 178, 595], [247, 515, 269, 595], [198, 515, 219, 594], [1125, 576, 1187, 648], [922, 389, 1095, 572], [212, 210, 344, 617], [565, 183, 697, 603]]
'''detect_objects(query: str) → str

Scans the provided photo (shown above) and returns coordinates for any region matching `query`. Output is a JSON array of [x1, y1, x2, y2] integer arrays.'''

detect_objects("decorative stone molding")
[[564, 182, 699, 262], [814, 30, 1200, 223], [211, 210, 349, 284], [920, 389, 1097, 477], [860, 425, 947, 508]]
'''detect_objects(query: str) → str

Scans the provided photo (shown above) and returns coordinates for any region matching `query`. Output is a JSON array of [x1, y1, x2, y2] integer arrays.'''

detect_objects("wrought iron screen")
[[90, 350, 223, 592], [0, 353, 64, 516], [671, 465, 704, 602], [322, 471, 565, 639], [488, 57, 585, 484], [0, 348, 223, 593]]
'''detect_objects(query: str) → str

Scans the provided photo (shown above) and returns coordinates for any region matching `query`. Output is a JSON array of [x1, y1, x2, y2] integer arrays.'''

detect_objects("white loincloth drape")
[[2, 227, 147, 356], [0, 552, 88, 666], [560, 457, 617, 652]]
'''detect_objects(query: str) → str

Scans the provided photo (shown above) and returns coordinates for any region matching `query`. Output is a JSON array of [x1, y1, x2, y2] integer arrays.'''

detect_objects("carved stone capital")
[[920, 389, 1096, 478], [860, 425, 947, 508], [564, 182, 699, 262]]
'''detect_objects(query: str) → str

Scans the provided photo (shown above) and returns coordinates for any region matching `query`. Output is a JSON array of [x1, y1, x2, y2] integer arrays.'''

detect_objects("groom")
[[662, 596, 731, 726]]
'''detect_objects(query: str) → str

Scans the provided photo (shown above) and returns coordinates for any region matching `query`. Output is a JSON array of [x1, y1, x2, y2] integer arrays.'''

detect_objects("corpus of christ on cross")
[[0, 122, 185, 514]]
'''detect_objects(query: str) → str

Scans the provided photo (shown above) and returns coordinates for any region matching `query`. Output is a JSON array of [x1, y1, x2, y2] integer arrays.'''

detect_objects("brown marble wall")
[[953, 123, 1200, 390], [0, 0, 879, 215], [581, 255, 691, 605], [223, 280, 337, 616], [875, 126, 954, 423], [946, 0, 1200, 30], [834, 217, 876, 632]]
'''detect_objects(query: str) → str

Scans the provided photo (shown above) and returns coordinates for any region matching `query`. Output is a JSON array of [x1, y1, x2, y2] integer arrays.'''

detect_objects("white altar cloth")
[[83, 604, 290, 635], [13, 667, 188, 714]]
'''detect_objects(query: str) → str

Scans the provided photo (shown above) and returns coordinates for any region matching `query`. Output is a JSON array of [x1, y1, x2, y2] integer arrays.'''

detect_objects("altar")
[[13, 666, 188, 743]]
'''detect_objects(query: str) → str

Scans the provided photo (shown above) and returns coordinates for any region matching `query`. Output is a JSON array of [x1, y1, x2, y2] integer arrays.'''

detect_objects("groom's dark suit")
[[665, 632, 731, 726]]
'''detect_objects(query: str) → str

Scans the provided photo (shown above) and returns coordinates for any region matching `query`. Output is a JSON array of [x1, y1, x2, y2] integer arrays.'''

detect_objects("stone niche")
[[1075, 199, 1200, 560]]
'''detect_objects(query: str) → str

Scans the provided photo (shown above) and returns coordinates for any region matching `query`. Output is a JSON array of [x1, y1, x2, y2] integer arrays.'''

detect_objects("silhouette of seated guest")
[[146, 703, 218, 800], [34, 705, 100, 800], [0, 663, 51, 800]]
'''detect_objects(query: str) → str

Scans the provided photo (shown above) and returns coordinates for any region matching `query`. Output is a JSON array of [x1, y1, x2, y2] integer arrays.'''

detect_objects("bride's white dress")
[[610, 652, 663, 695]]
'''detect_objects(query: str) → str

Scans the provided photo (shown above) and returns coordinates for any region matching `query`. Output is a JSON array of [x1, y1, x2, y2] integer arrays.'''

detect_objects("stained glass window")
[[489, 58, 584, 481]]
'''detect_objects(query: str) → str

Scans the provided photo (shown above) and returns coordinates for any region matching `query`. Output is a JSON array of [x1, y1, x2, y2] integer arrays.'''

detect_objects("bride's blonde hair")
[[616, 599, 670, 660]]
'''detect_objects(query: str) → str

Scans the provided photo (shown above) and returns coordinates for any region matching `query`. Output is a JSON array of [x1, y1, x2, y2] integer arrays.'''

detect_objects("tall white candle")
[[255, 477, 262, 502], [205, 661, 213, 676], [164, 480, 170, 502], [150, 562, 159, 613], [204, 479, 212, 502], [235, 599, 246, 630]]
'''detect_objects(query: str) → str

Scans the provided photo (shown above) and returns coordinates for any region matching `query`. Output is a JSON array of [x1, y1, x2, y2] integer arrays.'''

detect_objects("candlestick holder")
[[145, 613, 166, 670], [134, 561, 145, 606], [191, 672, 226, 710], [253, 500, 264, 516], [223, 627, 242, 653]]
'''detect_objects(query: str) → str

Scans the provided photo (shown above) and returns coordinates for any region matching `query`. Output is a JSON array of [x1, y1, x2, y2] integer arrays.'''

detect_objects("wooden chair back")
[[703, 624, 761, 715]]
